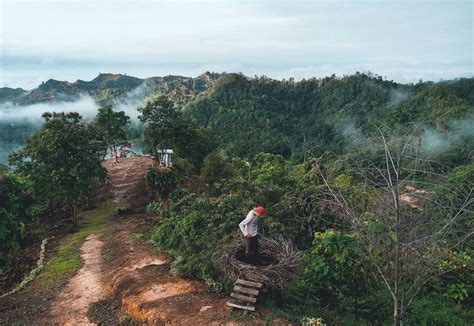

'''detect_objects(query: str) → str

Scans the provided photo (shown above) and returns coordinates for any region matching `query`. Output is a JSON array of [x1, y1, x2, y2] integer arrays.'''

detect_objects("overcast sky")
[[1, 0, 472, 89]]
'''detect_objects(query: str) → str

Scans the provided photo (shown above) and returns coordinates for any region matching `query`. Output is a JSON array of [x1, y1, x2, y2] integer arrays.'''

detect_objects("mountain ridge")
[[0, 72, 222, 106]]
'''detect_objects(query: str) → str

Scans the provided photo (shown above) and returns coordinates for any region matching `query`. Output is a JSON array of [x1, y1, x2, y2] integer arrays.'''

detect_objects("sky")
[[1, 0, 473, 89]]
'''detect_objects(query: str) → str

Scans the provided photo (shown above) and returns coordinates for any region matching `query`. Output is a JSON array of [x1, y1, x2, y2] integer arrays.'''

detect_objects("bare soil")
[[49, 234, 106, 325]]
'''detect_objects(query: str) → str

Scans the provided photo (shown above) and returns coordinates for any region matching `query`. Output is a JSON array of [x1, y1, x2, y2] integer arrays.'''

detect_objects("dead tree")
[[320, 127, 473, 326]]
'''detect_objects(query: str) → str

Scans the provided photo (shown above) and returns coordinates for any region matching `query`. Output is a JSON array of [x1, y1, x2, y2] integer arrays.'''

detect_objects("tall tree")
[[9, 112, 105, 227], [93, 106, 130, 160], [0, 174, 34, 272], [138, 95, 213, 171], [138, 96, 179, 156]]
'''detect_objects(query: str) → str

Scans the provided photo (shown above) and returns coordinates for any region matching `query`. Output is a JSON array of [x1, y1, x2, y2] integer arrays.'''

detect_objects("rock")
[[199, 305, 213, 313]]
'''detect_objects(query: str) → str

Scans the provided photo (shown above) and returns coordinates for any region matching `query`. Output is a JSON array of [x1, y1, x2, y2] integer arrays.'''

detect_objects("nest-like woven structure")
[[219, 235, 302, 289]]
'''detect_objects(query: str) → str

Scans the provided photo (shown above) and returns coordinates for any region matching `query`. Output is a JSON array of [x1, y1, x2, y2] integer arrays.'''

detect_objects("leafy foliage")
[[93, 106, 130, 157], [144, 166, 178, 208], [9, 112, 105, 226], [0, 174, 34, 272], [138, 95, 214, 171]]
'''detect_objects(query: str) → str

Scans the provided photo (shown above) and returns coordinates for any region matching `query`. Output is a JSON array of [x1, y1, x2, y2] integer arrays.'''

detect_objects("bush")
[[146, 202, 162, 215], [0, 174, 34, 273], [144, 166, 178, 209], [151, 192, 249, 283], [405, 293, 470, 325]]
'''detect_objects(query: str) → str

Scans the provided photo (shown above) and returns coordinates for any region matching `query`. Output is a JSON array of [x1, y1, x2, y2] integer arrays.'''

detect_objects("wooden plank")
[[233, 285, 259, 296], [236, 279, 263, 289], [226, 301, 255, 311], [231, 292, 257, 303]]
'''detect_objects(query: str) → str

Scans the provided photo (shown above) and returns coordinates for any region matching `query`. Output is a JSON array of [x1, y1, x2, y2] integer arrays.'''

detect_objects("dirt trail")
[[94, 157, 157, 212], [46, 157, 235, 325], [49, 234, 106, 325], [99, 221, 233, 325]]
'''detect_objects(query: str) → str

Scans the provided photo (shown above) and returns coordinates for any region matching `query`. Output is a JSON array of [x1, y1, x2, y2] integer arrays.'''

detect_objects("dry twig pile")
[[219, 235, 302, 288]]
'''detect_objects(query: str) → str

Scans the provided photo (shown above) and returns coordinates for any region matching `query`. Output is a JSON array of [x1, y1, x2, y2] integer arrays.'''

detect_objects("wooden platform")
[[226, 279, 263, 313]]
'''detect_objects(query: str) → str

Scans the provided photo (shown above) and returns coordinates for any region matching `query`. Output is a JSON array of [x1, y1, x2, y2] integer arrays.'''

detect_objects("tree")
[[320, 129, 473, 326], [9, 112, 105, 227], [0, 174, 34, 272], [138, 96, 179, 156], [93, 106, 130, 160], [200, 151, 234, 195], [144, 166, 178, 209], [138, 95, 214, 171], [251, 152, 287, 187]]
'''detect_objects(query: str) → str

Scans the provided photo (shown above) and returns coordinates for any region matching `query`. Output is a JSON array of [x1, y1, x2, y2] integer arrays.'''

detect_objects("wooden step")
[[230, 292, 257, 303], [226, 301, 255, 311], [227, 278, 261, 313], [236, 279, 262, 289], [233, 285, 259, 296]]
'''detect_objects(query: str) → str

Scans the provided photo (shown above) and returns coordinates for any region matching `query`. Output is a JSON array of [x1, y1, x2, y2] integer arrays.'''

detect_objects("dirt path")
[[49, 234, 106, 325], [93, 218, 237, 325], [45, 215, 240, 325]]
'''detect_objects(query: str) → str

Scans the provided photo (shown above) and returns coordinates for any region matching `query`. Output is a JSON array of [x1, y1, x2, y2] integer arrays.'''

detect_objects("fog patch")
[[420, 114, 474, 153], [112, 82, 150, 120], [0, 95, 99, 122], [340, 120, 371, 148], [387, 88, 411, 106]]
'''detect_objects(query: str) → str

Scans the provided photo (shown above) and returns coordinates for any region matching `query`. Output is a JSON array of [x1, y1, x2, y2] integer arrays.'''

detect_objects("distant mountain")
[[0, 72, 221, 106], [0, 88, 28, 102]]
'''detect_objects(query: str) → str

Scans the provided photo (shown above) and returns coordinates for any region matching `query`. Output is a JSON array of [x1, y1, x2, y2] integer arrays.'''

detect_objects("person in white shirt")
[[239, 206, 265, 263]]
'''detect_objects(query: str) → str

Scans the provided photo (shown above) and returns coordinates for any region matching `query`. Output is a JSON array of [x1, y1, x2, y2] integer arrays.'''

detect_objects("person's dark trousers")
[[245, 235, 259, 264]]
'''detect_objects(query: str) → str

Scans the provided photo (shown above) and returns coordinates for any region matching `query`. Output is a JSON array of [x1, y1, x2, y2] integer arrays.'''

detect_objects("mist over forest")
[[1, 72, 473, 166], [1, 70, 473, 325]]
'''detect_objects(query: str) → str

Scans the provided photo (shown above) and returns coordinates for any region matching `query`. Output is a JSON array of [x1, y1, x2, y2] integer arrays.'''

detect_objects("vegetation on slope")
[[1, 72, 473, 324]]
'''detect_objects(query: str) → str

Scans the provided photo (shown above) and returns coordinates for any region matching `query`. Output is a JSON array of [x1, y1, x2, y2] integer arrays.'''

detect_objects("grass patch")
[[129, 233, 144, 239], [37, 202, 120, 291], [102, 245, 114, 263], [100, 232, 113, 241]]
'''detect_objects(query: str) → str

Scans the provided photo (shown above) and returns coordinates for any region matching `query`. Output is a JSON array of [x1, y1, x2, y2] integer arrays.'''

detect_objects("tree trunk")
[[393, 298, 399, 326], [71, 205, 77, 228], [353, 273, 359, 323], [163, 196, 169, 210]]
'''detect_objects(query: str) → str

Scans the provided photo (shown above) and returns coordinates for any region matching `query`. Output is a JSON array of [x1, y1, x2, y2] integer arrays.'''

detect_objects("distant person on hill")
[[112, 147, 119, 165], [239, 206, 265, 264]]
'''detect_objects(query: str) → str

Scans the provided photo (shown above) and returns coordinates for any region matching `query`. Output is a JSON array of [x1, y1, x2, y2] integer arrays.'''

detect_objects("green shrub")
[[151, 192, 250, 286], [0, 174, 35, 273], [405, 293, 470, 325], [146, 202, 162, 215]]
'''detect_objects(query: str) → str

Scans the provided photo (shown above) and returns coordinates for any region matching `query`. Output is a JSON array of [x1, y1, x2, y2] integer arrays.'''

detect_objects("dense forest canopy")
[[184, 72, 473, 162]]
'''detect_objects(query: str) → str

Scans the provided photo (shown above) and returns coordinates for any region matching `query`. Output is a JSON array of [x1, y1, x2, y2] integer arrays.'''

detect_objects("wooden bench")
[[226, 279, 263, 313]]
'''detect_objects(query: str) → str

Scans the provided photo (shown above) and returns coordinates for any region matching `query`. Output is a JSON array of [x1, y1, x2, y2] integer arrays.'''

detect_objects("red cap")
[[254, 206, 265, 216]]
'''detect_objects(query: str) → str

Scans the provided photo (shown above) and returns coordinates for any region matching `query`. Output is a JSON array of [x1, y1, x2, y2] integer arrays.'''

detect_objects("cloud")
[[1, 0, 472, 87]]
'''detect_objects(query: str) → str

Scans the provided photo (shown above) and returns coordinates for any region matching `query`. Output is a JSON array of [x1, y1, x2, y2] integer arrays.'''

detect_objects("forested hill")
[[0, 72, 221, 106], [184, 73, 474, 161]]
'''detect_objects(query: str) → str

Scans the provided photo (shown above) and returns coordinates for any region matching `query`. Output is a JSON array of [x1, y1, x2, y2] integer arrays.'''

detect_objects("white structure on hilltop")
[[156, 149, 173, 167]]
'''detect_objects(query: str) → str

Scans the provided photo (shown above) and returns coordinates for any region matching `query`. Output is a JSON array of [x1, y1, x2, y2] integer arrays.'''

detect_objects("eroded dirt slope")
[[94, 157, 157, 212]]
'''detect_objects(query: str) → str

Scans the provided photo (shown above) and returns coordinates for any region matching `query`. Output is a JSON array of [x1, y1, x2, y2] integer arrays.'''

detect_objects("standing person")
[[239, 206, 265, 264]]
